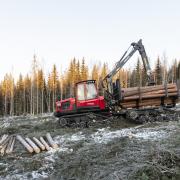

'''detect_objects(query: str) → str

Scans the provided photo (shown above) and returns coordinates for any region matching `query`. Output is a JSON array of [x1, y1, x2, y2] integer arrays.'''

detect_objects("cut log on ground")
[[6, 136, 14, 154], [0, 136, 10, 149], [8, 137, 15, 154], [25, 138, 41, 154], [0, 135, 8, 145], [16, 135, 34, 153], [0, 142, 8, 156], [40, 137, 51, 151], [46, 133, 58, 149], [33, 137, 45, 151]]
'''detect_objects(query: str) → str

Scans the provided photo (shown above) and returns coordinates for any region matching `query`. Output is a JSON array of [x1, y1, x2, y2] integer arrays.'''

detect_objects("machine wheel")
[[79, 121, 87, 128], [59, 117, 68, 127]]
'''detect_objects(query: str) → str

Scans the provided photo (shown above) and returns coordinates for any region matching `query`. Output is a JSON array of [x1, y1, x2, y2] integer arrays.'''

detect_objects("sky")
[[0, 0, 180, 80]]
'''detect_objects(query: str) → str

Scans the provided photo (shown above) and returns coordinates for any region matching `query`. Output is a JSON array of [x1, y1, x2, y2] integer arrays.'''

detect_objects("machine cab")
[[54, 80, 106, 117], [75, 80, 105, 111]]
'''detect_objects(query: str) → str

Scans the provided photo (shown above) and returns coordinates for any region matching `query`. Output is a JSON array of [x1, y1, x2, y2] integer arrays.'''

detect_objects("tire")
[[59, 118, 68, 127]]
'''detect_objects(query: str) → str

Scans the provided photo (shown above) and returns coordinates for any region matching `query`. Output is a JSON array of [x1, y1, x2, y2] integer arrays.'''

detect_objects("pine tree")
[[92, 64, 99, 83], [81, 57, 88, 80], [47, 73, 52, 112], [37, 69, 44, 113], [76, 60, 81, 82], [30, 55, 39, 115], [24, 75, 31, 114], [15, 74, 24, 115], [130, 69, 136, 87], [100, 63, 108, 79], [155, 57, 162, 85], [51, 64, 58, 111], [66, 60, 74, 97], [2, 75, 8, 115], [1, 74, 14, 115]]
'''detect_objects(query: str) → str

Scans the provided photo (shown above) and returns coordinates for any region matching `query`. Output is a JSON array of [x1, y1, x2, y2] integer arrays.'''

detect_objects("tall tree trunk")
[[48, 91, 50, 113], [4, 95, 7, 115], [23, 85, 26, 114], [41, 90, 44, 114], [37, 86, 38, 114], [30, 81, 33, 115], [10, 80, 14, 116]]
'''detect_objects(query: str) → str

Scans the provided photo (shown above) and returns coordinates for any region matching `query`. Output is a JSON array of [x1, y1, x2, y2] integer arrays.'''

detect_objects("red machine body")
[[55, 80, 106, 117]]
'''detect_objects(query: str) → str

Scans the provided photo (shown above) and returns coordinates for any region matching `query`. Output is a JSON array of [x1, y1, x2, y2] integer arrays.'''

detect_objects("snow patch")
[[133, 130, 168, 140], [54, 131, 86, 145], [90, 126, 170, 144], [31, 171, 49, 179]]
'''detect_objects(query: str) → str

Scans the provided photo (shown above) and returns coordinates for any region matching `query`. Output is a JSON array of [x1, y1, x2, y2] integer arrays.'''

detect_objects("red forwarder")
[[54, 80, 107, 117], [54, 39, 179, 127]]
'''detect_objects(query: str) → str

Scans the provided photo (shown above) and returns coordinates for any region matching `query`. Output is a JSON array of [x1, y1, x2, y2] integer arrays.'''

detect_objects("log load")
[[120, 83, 178, 109]]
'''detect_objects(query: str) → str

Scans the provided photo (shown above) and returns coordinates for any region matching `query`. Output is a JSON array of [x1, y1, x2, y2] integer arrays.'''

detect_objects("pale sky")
[[0, 0, 180, 80]]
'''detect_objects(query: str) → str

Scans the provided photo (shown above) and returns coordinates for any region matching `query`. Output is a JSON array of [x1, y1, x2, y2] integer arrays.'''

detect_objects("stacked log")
[[121, 83, 178, 109]]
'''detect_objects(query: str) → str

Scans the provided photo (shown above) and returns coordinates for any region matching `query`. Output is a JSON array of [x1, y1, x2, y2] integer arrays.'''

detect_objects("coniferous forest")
[[0, 55, 179, 116]]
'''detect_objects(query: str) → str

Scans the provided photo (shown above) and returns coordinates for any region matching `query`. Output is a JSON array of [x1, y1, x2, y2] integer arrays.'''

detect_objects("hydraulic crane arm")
[[103, 39, 154, 96]]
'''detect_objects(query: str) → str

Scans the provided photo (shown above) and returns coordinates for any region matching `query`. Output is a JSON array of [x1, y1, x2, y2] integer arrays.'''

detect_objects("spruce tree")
[[81, 57, 88, 80], [92, 64, 99, 82], [100, 63, 108, 79], [155, 57, 162, 85]]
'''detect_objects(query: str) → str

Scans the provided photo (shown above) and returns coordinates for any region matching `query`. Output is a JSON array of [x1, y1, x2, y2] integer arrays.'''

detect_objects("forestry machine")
[[54, 39, 177, 127]]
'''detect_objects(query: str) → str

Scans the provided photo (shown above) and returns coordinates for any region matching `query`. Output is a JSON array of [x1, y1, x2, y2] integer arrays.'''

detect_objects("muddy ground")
[[0, 110, 180, 180]]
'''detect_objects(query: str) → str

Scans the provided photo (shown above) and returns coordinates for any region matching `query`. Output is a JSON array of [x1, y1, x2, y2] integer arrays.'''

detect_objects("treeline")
[[0, 55, 179, 116]]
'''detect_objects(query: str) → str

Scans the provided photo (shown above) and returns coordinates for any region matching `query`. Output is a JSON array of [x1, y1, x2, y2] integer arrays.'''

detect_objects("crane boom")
[[103, 39, 154, 97]]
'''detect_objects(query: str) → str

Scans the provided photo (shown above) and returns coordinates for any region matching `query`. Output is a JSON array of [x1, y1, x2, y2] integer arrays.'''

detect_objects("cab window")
[[77, 84, 85, 100], [86, 83, 97, 100]]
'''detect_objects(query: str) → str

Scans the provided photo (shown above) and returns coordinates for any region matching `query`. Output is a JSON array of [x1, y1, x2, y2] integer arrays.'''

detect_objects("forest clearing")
[[0, 39, 180, 180], [1, 1, 180, 179]]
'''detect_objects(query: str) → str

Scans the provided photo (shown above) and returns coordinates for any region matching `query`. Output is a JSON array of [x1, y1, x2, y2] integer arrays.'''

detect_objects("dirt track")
[[0, 112, 180, 180]]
